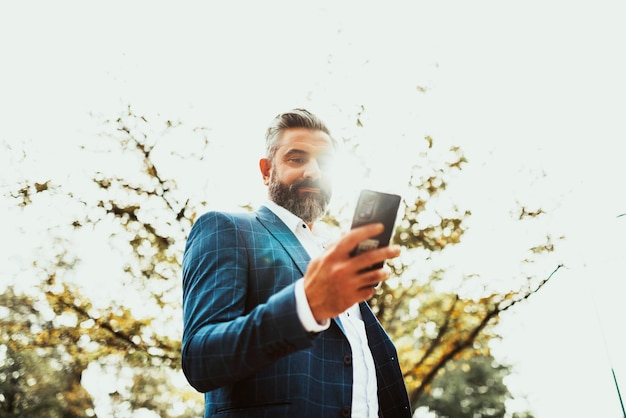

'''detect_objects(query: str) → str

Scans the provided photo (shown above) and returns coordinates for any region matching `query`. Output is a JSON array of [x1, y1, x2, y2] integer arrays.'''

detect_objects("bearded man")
[[181, 108, 411, 418]]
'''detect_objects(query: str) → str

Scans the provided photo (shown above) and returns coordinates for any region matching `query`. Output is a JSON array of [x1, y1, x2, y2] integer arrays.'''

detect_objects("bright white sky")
[[2, 1, 626, 417]]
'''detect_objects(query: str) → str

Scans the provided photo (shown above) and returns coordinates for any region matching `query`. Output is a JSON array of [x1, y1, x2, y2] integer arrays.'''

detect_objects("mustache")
[[289, 179, 323, 192]]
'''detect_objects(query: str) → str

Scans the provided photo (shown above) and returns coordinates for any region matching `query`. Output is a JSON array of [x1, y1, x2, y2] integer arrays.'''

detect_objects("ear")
[[259, 158, 271, 186]]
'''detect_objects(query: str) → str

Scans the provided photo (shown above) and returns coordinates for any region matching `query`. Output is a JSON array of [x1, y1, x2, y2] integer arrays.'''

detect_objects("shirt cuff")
[[295, 278, 330, 333]]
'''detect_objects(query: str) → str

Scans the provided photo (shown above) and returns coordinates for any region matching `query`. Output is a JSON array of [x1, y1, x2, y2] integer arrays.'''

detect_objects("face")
[[260, 128, 335, 223]]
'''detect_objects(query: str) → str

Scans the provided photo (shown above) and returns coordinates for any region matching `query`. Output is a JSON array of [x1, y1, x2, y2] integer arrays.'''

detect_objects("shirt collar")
[[263, 200, 305, 233], [263, 200, 334, 248]]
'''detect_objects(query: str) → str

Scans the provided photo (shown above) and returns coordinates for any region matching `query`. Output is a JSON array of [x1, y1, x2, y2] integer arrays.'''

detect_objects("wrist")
[[295, 279, 330, 331]]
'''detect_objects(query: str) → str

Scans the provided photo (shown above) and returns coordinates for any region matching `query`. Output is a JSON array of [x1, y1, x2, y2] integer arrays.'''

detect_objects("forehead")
[[276, 128, 335, 155]]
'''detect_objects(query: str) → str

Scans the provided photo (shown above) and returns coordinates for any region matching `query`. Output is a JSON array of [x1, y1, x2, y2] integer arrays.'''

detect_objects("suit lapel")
[[256, 206, 347, 335], [360, 302, 384, 334], [360, 301, 395, 357], [256, 206, 311, 276]]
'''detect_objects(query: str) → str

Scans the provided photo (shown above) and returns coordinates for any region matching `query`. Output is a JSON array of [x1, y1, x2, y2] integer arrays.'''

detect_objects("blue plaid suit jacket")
[[182, 206, 411, 417]]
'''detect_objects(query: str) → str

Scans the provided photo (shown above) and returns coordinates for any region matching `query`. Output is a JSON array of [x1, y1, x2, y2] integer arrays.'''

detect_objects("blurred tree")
[[367, 137, 558, 417], [0, 287, 94, 417], [2, 106, 206, 417], [1, 105, 558, 417], [413, 355, 514, 418]]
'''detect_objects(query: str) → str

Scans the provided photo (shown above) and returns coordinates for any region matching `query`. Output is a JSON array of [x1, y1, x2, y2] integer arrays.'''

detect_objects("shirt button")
[[341, 406, 351, 417], [343, 354, 352, 366]]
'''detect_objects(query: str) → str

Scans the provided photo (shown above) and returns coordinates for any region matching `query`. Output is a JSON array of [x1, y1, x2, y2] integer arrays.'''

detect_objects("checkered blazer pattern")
[[182, 206, 411, 417]]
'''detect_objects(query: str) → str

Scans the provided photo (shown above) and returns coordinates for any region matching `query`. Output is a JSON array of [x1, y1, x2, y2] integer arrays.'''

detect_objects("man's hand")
[[303, 223, 401, 322]]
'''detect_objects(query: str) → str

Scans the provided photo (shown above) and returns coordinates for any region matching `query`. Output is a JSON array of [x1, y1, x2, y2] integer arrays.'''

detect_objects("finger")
[[351, 245, 401, 273], [335, 223, 385, 255], [356, 281, 379, 299], [356, 266, 390, 290]]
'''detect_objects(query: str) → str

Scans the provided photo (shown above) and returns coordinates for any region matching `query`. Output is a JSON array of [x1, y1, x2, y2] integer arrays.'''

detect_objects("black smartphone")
[[349, 189, 402, 271]]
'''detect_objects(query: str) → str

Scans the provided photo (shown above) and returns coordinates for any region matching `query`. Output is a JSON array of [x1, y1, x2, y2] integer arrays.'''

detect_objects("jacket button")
[[343, 354, 352, 366], [341, 406, 351, 417]]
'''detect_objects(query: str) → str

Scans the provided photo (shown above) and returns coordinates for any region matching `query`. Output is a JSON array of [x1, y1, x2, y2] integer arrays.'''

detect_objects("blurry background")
[[2, 1, 625, 417]]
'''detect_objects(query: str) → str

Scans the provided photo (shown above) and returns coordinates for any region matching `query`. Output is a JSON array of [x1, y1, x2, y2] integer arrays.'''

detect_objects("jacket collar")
[[256, 205, 311, 276]]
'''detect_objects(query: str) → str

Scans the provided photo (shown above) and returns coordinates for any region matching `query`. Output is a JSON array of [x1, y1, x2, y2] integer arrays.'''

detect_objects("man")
[[181, 108, 411, 417]]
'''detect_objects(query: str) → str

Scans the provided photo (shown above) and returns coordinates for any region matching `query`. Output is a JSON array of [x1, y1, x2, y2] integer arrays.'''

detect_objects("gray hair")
[[265, 108, 334, 161]]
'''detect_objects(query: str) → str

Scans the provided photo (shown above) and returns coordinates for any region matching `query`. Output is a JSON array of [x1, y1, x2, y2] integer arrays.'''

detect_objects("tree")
[[2, 106, 558, 416], [413, 355, 515, 418], [0, 287, 95, 418], [368, 143, 560, 414], [3, 106, 206, 417]]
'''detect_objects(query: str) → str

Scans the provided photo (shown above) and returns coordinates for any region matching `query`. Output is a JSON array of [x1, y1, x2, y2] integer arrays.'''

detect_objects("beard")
[[268, 173, 332, 223]]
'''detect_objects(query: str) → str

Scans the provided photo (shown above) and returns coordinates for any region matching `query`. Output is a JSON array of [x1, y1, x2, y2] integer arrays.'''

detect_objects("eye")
[[318, 156, 334, 170]]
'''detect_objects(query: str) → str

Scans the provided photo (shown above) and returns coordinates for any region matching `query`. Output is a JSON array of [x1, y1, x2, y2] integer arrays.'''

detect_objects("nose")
[[304, 158, 322, 180]]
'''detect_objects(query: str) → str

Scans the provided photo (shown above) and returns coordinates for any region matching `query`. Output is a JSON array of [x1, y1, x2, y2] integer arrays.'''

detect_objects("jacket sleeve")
[[181, 211, 316, 393]]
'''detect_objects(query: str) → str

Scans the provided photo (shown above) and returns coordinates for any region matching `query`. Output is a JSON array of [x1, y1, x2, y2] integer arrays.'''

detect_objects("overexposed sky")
[[2, 1, 626, 417]]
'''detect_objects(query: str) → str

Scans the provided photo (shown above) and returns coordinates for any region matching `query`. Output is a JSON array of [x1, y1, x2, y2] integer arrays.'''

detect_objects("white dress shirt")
[[264, 201, 379, 418]]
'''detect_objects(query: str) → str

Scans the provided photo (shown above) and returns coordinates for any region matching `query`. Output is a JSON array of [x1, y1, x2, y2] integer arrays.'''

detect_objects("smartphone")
[[350, 189, 402, 271]]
